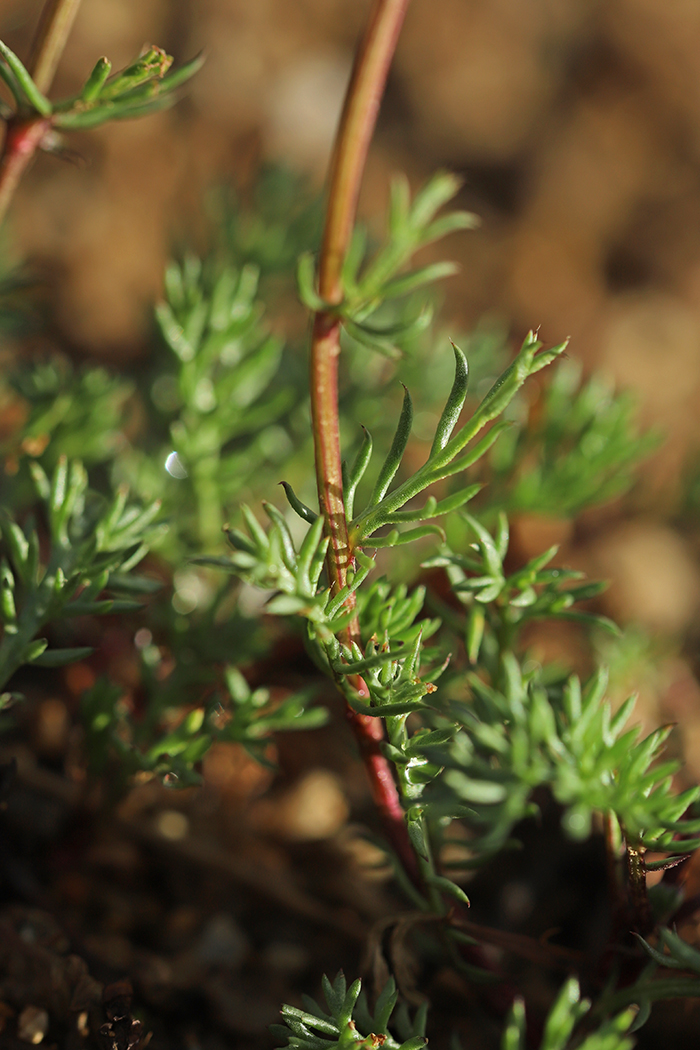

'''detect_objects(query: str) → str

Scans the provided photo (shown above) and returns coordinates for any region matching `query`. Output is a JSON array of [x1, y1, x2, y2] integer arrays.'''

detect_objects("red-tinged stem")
[[0, 117, 51, 226], [0, 0, 82, 225], [309, 0, 419, 886]]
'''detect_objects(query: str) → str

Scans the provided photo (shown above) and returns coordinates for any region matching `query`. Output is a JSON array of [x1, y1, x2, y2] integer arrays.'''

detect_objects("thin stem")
[[311, 0, 409, 592], [28, 0, 83, 95], [318, 0, 409, 305], [0, 0, 82, 225], [0, 117, 50, 226], [309, 0, 418, 885]]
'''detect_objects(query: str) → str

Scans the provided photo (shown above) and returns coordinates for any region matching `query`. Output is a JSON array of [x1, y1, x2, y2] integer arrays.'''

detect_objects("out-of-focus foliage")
[[488, 359, 659, 517]]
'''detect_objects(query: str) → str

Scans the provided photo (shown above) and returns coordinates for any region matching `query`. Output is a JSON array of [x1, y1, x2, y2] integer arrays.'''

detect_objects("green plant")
[[2, 2, 700, 1049], [0, 0, 200, 224]]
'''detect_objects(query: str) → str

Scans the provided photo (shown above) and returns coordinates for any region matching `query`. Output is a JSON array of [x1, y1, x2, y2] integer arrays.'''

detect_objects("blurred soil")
[[4, 1, 700, 1048]]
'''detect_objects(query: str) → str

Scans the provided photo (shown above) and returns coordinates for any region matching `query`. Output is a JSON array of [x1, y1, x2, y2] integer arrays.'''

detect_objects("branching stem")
[[310, 0, 418, 885], [0, 0, 82, 225]]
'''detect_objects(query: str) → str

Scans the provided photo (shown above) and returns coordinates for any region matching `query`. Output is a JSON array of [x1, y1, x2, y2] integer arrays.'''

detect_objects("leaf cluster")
[[273, 973, 426, 1050], [280, 334, 567, 552], [602, 928, 700, 1026], [5, 357, 133, 476], [0, 456, 162, 691], [503, 978, 636, 1050], [424, 511, 616, 664], [274, 973, 636, 1050], [220, 166, 323, 279], [298, 173, 476, 358], [0, 38, 201, 129], [133, 255, 294, 553], [82, 661, 326, 787], [489, 359, 658, 517], [435, 656, 700, 858]]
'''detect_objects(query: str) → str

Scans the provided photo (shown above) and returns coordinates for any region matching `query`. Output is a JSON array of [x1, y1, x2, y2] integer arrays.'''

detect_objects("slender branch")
[[309, 0, 417, 885], [311, 0, 409, 592], [0, 0, 82, 225], [0, 116, 50, 226], [28, 0, 83, 95]]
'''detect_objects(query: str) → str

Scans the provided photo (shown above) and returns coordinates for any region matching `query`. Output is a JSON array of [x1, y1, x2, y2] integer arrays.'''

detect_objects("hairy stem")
[[310, 0, 418, 885], [0, 0, 82, 225], [28, 0, 83, 95]]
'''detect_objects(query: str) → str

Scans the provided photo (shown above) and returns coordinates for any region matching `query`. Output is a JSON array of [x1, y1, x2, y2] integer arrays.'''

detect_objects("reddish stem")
[[309, 0, 419, 886], [0, 117, 51, 226], [0, 0, 83, 225]]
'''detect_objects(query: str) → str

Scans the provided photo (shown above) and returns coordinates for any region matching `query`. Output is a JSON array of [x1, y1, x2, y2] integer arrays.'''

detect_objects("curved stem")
[[309, 0, 418, 886]]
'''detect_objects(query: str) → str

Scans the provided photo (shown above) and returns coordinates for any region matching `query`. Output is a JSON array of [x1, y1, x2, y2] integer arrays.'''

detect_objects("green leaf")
[[98, 46, 173, 100], [348, 697, 427, 717], [463, 512, 504, 579], [344, 426, 373, 519], [81, 57, 112, 101], [297, 252, 325, 311], [406, 812, 429, 860], [368, 386, 413, 506], [540, 978, 589, 1050], [553, 611, 621, 635], [410, 171, 463, 227], [344, 318, 403, 359], [0, 39, 51, 114], [31, 646, 95, 667], [1, 515, 29, 581], [466, 603, 485, 664], [363, 524, 444, 549], [501, 997, 526, 1050], [333, 647, 402, 676], [381, 261, 459, 300], [444, 770, 508, 803], [23, 639, 49, 663], [280, 481, 318, 524], [425, 873, 470, 906], [0, 559, 16, 628], [430, 341, 469, 455]]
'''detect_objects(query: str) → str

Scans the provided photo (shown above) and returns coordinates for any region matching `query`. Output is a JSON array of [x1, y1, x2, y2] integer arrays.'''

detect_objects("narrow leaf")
[[297, 252, 325, 311], [430, 341, 469, 455], [31, 647, 95, 667], [81, 57, 112, 101], [280, 482, 318, 523], [0, 40, 51, 114], [425, 873, 470, 906], [369, 386, 413, 506], [345, 426, 373, 519], [382, 261, 459, 300], [363, 524, 444, 548]]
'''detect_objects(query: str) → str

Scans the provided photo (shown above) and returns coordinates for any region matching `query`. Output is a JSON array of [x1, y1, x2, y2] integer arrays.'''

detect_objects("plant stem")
[[309, 0, 418, 884], [0, 116, 50, 226], [28, 0, 83, 95], [311, 0, 409, 592], [0, 0, 82, 225]]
